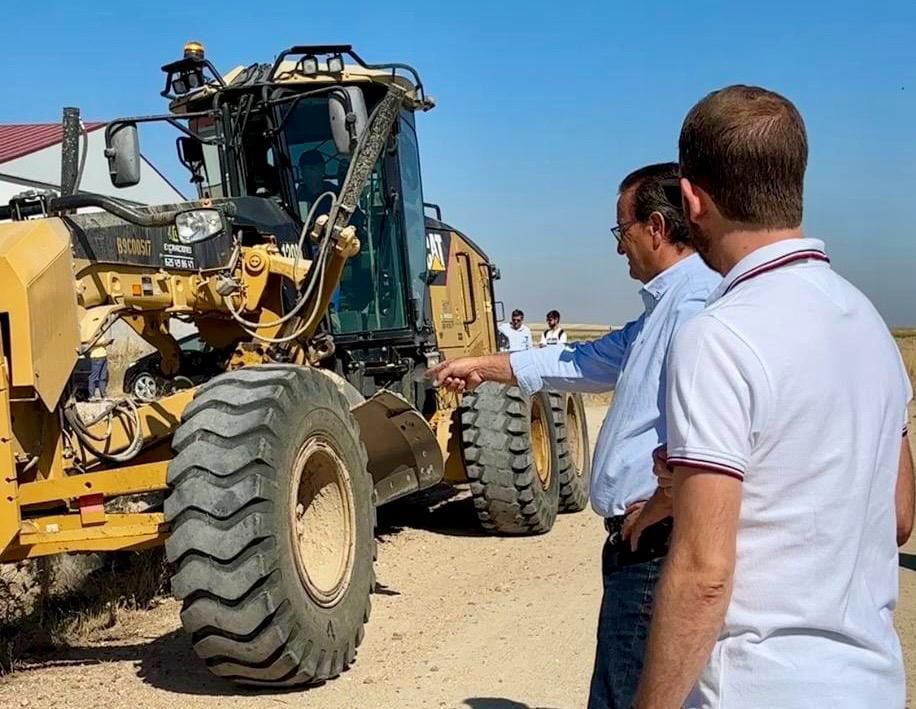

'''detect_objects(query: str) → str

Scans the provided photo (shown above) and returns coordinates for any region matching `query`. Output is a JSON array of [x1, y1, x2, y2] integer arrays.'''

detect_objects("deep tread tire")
[[548, 392, 591, 513], [164, 365, 374, 687], [459, 383, 560, 535]]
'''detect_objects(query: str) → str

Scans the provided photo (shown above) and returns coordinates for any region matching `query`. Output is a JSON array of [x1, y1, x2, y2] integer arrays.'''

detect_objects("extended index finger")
[[428, 362, 461, 388]]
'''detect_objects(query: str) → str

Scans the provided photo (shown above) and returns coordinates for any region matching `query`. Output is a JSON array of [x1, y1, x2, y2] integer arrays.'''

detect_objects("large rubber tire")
[[164, 365, 375, 687], [549, 392, 592, 513], [460, 383, 560, 535]]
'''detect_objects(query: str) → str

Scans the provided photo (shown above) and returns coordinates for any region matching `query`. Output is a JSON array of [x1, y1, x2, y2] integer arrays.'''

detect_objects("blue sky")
[[3, 0, 915, 326]]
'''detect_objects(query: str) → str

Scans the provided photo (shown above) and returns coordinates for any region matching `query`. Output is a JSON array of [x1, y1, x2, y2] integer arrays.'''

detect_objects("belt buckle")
[[605, 516, 625, 545]]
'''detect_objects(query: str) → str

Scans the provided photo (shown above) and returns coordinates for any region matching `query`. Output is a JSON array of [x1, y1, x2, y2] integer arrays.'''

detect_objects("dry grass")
[[558, 329, 916, 406], [0, 550, 167, 675], [894, 330, 916, 393]]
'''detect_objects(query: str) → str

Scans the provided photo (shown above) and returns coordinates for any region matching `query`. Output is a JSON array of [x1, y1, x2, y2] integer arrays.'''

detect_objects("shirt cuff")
[[666, 446, 747, 481], [509, 350, 543, 397]]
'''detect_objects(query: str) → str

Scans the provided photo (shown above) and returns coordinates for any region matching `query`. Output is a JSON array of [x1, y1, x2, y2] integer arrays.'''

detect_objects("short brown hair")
[[679, 85, 807, 229]]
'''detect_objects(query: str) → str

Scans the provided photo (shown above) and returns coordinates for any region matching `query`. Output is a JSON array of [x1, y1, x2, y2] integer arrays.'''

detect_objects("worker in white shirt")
[[628, 85, 914, 709], [540, 310, 567, 347], [497, 309, 532, 352]]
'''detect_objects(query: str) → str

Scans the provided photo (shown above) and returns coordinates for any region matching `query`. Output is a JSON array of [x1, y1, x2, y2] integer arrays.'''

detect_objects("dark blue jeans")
[[587, 520, 670, 709], [88, 357, 108, 399]]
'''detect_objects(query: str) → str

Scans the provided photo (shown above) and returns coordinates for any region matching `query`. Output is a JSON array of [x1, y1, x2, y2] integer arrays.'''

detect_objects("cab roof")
[[169, 61, 428, 114]]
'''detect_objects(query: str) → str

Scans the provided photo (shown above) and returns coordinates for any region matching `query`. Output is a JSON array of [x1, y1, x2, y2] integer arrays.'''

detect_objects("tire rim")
[[133, 373, 158, 401], [290, 438, 356, 608], [529, 396, 552, 490], [566, 397, 586, 475]]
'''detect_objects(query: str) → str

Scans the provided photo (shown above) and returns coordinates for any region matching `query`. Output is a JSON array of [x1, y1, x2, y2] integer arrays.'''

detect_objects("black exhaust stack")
[[60, 106, 81, 197]]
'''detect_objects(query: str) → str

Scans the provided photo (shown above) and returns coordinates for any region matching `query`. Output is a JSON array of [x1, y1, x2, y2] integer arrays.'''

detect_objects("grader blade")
[[352, 391, 444, 505]]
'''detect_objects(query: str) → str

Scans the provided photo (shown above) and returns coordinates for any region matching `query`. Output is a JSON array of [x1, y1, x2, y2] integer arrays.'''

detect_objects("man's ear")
[[681, 177, 704, 224], [647, 211, 667, 249]]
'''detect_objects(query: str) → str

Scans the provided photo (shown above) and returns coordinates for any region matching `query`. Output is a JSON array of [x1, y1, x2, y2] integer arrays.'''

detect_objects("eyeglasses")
[[610, 220, 637, 243]]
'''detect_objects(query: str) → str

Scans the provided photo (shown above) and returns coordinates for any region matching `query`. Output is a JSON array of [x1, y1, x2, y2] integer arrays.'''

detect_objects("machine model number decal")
[[116, 237, 152, 258]]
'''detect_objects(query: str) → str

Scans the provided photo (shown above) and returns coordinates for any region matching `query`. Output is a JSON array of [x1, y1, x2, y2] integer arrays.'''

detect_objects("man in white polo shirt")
[[498, 309, 533, 352], [631, 85, 914, 708]]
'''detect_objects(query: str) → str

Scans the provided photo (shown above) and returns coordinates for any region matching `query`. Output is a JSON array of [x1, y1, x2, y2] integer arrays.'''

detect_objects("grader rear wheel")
[[164, 365, 374, 687], [460, 383, 560, 535], [549, 392, 591, 513]]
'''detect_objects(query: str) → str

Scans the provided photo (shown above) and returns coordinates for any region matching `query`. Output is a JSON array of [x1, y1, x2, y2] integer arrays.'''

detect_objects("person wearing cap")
[[427, 162, 719, 709], [629, 86, 914, 709], [540, 310, 567, 347], [296, 149, 337, 215]]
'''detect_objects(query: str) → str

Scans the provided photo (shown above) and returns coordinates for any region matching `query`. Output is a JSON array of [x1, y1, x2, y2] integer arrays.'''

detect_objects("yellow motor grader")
[[0, 43, 590, 686]]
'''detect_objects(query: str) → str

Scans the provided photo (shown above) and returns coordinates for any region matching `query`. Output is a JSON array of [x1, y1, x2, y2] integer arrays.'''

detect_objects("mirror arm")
[[49, 193, 183, 226], [104, 111, 223, 149]]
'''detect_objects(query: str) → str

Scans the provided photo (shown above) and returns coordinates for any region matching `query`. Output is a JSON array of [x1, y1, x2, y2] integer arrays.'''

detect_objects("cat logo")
[[426, 232, 446, 272]]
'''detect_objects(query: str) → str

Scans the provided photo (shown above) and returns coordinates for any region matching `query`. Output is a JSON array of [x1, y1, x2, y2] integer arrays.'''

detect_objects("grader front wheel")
[[164, 365, 374, 687]]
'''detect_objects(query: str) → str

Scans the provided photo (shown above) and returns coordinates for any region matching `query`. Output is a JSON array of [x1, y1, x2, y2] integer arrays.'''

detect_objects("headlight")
[[327, 55, 344, 73], [175, 209, 223, 243]]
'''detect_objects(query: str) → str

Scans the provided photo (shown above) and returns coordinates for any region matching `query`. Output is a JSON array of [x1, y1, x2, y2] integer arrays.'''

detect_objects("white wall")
[[0, 129, 185, 205]]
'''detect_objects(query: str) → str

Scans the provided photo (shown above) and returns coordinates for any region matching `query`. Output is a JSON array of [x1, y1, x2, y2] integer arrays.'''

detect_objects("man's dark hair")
[[298, 149, 324, 167], [679, 85, 807, 228], [618, 162, 689, 247], [546, 309, 560, 320], [511, 309, 524, 318]]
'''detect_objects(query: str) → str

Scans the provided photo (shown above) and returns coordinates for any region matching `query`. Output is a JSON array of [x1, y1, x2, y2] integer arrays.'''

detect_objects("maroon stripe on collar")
[[724, 250, 830, 296]]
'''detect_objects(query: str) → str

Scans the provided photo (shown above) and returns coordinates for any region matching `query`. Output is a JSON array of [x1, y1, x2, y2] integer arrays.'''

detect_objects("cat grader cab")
[[0, 43, 590, 686]]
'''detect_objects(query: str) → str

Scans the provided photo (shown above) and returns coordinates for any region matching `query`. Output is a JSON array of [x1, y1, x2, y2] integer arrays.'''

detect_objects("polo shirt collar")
[[640, 252, 704, 313], [707, 237, 829, 305]]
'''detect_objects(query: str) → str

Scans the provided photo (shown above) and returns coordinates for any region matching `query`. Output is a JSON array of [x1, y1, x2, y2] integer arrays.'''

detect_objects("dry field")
[[897, 331, 916, 392], [0, 324, 912, 706]]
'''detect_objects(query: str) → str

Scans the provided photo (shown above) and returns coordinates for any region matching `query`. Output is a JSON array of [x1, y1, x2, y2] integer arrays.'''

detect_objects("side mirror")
[[177, 136, 204, 166], [329, 87, 368, 155], [105, 122, 141, 188]]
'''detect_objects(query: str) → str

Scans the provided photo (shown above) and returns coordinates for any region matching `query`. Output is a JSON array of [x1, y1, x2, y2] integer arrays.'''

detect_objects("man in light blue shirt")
[[429, 162, 719, 709]]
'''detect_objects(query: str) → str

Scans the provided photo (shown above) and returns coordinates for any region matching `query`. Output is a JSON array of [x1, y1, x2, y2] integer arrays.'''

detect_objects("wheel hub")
[[529, 397, 552, 490], [133, 373, 158, 401], [290, 438, 356, 608], [566, 397, 585, 475]]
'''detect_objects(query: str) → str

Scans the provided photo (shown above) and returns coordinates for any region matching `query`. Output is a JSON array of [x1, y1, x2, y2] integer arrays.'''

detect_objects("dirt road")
[[1, 405, 914, 708]]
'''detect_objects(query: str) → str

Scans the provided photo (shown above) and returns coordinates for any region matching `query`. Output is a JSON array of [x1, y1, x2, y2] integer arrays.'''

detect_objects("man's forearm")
[[471, 354, 517, 385], [897, 436, 914, 546], [634, 469, 740, 709], [634, 552, 732, 708]]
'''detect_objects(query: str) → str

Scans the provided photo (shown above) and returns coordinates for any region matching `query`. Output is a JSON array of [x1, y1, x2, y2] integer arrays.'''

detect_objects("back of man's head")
[[299, 149, 324, 168], [618, 162, 689, 247], [679, 85, 808, 229]]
